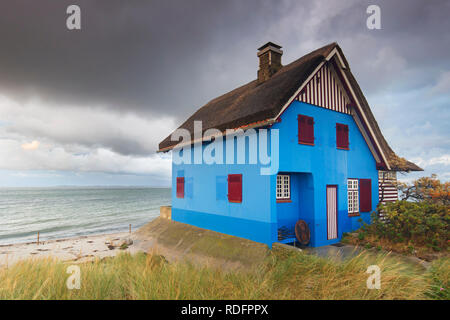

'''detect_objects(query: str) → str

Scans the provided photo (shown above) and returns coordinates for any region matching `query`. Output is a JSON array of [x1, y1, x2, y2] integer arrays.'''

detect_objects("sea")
[[0, 187, 171, 245]]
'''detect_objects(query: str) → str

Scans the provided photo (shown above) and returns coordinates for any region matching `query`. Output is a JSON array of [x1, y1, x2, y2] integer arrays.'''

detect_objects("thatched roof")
[[158, 42, 422, 172]]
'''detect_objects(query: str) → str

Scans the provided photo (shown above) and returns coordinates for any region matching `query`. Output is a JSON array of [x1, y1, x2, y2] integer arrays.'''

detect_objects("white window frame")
[[276, 175, 291, 200], [347, 178, 359, 215]]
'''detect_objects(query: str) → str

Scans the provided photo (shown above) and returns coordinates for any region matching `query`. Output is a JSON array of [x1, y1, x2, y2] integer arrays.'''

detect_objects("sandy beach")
[[0, 232, 142, 268]]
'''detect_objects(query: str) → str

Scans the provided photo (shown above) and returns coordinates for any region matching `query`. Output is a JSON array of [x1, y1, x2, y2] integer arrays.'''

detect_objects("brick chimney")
[[257, 42, 283, 84]]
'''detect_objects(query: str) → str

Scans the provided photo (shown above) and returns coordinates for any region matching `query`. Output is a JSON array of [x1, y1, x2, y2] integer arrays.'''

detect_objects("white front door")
[[326, 185, 338, 240]]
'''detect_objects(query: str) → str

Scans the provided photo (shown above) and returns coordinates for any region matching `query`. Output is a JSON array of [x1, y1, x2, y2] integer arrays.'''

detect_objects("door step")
[[330, 243, 345, 247]]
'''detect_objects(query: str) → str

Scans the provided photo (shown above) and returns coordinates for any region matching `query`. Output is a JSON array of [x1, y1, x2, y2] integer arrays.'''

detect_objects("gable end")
[[295, 62, 351, 115]]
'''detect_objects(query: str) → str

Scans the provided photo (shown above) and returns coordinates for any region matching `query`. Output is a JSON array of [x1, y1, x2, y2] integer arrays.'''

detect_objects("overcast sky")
[[0, 0, 449, 187]]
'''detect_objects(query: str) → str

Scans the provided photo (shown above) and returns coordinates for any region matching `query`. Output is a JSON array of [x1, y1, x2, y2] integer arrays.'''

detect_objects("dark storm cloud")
[[0, 0, 292, 119], [0, 0, 449, 180], [0, 1, 448, 120]]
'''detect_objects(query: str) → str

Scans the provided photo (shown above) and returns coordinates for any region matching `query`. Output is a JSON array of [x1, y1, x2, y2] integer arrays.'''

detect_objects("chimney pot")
[[257, 42, 283, 84]]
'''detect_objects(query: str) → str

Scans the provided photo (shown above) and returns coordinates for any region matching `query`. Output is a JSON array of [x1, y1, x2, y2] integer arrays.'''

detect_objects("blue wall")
[[276, 172, 315, 240], [171, 100, 379, 248], [272, 101, 378, 246], [171, 131, 278, 245]]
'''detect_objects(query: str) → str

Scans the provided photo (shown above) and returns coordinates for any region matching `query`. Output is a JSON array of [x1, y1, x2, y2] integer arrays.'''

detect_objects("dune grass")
[[425, 257, 449, 300], [0, 247, 447, 300]]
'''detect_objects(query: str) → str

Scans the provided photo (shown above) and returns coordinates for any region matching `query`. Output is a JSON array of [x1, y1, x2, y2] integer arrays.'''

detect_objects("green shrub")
[[371, 201, 449, 251]]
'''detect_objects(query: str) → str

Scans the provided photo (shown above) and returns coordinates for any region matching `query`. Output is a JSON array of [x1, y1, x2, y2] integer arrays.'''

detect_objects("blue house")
[[158, 42, 422, 247]]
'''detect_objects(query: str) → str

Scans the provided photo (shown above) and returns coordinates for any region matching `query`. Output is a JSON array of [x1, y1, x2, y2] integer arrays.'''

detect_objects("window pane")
[[347, 179, 359, 213], [276, 175, 290, 199]]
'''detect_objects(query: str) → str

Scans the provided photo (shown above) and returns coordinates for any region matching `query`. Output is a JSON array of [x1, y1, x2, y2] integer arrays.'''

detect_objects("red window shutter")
[[298, 115, 305, 143], [228, 174, 242, 203], [336, 123, 349, 149], [359, 179, 372, 212], [343, 125, 349, 148], [336, 124, 341, 147], [298, 115, 314, 145], [176, 177, 185, 198]]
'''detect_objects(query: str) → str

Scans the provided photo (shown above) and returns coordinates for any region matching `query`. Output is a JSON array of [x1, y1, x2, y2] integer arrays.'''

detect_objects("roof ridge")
[[199, 42, 338, 110], [157, 41, 421, 172]]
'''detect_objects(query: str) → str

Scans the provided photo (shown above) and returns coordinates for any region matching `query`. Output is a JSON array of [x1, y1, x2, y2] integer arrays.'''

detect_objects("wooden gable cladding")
[[378, 171, 398, 203], [295, 62, 352, 114]]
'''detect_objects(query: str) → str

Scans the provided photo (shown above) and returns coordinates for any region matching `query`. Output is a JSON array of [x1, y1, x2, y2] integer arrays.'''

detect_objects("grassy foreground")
[[0, 248, 448, 300]]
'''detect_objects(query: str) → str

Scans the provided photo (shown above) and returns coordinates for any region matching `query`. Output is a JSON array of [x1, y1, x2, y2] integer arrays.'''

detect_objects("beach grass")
[[0, 248, 447, 300]]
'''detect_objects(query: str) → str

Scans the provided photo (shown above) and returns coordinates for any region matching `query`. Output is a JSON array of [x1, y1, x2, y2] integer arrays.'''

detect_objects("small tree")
[[398, 174, 450, 206]]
